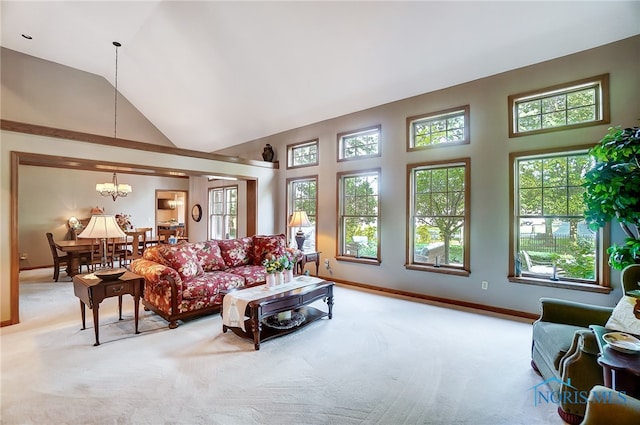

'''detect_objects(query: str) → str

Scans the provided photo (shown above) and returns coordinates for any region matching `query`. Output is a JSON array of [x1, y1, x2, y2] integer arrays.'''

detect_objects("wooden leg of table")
[[134, 294, 140, 334], [118, 295, 123, 320], [80, 300, 86, 330], [315, 257, 320, 276], [327, 294, 334, 319], [250, 308, 261, 350], [92, 305, 100, 346]]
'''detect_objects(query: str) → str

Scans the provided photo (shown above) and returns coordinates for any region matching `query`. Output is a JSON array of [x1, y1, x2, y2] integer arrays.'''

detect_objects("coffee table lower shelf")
[[224, 305, 328, 348]]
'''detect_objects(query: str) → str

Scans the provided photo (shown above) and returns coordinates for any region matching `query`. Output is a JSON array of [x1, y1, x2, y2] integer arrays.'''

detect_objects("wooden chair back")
[[158, 228, 178, 243], [123, 231, 147, 265], [46, 232, 68, 281]]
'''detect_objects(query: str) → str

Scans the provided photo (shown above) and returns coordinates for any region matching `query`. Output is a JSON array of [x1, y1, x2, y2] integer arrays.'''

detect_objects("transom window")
[[337, 169, 380, 263], [337, 125, 381, 161], [287, 176, 318, 251], [209, 186, 237, 240], [510, 149, 607, 289], [287, 139, 318, 169], [509, 74, 609, 137], [407, 159, 470, 275], [407, 106, 469, 150]]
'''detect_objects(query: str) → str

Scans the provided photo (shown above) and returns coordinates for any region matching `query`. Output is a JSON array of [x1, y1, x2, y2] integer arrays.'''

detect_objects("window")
[[337, 125, 381, 161], [510, 148, 609, 290], [287, 176, 318, 251], [337, 169, 380, 263], [407, 106, 470, 150], [209, 186, 237, 240], [509, 74, 609, 137], [287, 139, 318, 169], [407, 159, 470, 275]]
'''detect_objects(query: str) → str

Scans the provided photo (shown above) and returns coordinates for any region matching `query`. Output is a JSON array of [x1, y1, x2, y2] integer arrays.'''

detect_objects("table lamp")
[[78, 214, 126, 271], [288, 211, 311, 250]]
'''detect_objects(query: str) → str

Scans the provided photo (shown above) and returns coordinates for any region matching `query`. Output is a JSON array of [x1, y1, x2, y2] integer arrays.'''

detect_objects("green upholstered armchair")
[[531, 264, 640, 424], [581, 385, 640, 425]]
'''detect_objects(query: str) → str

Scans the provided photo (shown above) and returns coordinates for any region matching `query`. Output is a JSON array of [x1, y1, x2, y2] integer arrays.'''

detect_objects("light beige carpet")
[[1, 269, 562, 424]]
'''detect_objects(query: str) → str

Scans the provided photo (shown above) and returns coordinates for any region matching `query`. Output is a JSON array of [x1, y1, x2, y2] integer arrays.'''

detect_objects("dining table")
[[55, 236, 160, 277]]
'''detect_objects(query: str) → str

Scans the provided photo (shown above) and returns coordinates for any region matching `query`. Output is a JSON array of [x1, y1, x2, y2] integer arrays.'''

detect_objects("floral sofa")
[[130, 234, 299, 328]]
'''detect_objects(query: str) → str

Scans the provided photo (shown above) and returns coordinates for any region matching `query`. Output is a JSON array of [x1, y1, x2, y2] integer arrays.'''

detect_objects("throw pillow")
[[605, 296, 640, 335], [218, 237, 253, 268], [158, 243, 204, 281], [192, 240, 227, 271], [253, 234, 286, 266]]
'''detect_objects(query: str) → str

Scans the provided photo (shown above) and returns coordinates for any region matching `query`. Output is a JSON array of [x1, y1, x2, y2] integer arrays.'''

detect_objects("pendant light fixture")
[[96, 41, 131, 201]]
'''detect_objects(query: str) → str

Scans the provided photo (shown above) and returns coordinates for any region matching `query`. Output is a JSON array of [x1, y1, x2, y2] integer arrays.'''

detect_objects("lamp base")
[[295, 231, 305, 250]]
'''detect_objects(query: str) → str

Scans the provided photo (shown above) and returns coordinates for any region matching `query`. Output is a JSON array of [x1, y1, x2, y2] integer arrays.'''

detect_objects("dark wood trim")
[[9, 152, 20, 326], [246, 180, 257, 237], [328, 278, 539, 321], [1, 119, 278, 169]]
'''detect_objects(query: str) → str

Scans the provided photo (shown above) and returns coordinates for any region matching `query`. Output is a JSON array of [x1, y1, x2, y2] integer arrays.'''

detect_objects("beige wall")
[[218, 35, 640, 314]]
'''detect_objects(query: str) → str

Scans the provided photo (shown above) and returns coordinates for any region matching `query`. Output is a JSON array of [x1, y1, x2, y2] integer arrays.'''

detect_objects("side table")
[[590, 325, 640, 398], [297, 251, 322, 276], [73, 271, 144, 346]]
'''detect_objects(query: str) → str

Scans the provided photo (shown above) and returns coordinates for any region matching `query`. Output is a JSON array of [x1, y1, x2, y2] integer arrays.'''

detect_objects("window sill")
[[405, 264, 470, 277], [508, 276, 612, 293], [336, 256, 380, 266]]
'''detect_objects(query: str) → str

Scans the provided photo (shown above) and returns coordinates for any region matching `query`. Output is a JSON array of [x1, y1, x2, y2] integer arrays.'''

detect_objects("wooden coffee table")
[[222, 280, 334, 350]]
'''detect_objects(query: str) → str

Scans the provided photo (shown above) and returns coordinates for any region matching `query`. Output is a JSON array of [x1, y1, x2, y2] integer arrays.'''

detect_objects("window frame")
[[508, 74, 610, 138], [337, 125, 382, 162], [286, 175, 318, 251], [406, 158, 471, 276], [336, 168, 381, 265], [208, 185, 238, 240], [407, 105, 470, 151], [287, 138, 319, 169], [508, 146, 610, 292]]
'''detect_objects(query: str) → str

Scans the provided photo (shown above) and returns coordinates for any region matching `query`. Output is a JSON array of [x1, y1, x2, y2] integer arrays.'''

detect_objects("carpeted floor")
[[1, 269, 563, 424]]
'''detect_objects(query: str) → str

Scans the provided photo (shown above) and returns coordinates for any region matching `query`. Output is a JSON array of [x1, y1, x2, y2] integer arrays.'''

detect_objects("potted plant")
[[583, 126, 640, 270]]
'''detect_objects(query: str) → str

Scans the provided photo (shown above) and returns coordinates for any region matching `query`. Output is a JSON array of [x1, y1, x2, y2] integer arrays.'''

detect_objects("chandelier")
[[96, 172, 131, 201], [95, 41, 131, 201]]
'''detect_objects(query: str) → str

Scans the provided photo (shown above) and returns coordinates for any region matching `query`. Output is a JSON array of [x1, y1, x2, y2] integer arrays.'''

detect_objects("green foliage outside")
[[343, 174, 378, 258]]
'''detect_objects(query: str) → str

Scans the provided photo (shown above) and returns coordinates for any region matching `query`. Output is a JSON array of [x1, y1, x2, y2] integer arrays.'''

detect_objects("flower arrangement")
[[115, 213, 132, 231], [262, 254, 284, 274]]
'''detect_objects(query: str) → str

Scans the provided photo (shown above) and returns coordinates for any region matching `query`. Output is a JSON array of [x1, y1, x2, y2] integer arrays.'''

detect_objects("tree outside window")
[[409, 159, 470, 273], [514, 151, 600, 283], [338, 169, 380, 262], [337, 125, 381, 161], [288, 177, 317, 251]]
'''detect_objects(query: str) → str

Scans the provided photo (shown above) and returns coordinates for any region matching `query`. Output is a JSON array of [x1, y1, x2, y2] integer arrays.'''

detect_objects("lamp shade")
[[77, 215, 127, 239], [288, 211, 311, 228]]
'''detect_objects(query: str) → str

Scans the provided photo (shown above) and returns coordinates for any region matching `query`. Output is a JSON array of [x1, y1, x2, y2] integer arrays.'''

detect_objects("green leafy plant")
[[583, 126, 640, 269]]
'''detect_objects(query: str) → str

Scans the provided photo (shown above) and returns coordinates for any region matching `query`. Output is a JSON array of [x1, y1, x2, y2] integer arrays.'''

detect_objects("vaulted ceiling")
[[2, 1, 639, 153]]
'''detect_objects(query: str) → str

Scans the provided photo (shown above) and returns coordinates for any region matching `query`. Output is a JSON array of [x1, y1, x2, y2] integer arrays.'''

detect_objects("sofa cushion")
[[253, 234, 286, 266], [227, 264, 267, 286], [157, 243, 204, 281], [532, 321, 585, 371], [181, 271, 245, 300], [218, 237, 253, 268], [605, 296, 640, 335], [191, 240, 227, 271]]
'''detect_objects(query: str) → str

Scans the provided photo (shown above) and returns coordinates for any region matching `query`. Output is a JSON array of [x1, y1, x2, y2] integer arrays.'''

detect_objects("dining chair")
[[46, 232, 69, 282], [158, 228, 178, 243], [120, 231, 147, 266], [87, 238, 116, 271]]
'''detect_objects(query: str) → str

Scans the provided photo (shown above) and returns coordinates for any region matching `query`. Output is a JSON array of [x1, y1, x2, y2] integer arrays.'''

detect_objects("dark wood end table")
[[73, 271, 144, 346], [222, 280, 334, 350], [590, 325, 640, 398], [297, 251, 322, 276]]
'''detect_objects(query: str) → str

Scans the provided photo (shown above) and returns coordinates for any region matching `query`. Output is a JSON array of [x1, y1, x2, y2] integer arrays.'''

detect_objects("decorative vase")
[[262, 144, 275, 162], [284, 269, 294, 283], [276, 272, 284, 286], [266, 273, 276, 289]]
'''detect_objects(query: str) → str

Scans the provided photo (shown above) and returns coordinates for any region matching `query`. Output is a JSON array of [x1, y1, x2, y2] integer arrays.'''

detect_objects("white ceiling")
[[2, 1, 639, 153]]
